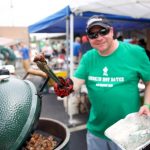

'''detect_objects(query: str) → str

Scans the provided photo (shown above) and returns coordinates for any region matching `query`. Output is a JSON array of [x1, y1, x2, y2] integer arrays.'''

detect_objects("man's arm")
[[72, 77, 85, 91], [139, 81, 150, 116]]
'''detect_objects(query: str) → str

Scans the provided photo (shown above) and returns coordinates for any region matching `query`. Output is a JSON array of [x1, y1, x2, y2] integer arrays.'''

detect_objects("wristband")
[[144, 103, 150, 110]]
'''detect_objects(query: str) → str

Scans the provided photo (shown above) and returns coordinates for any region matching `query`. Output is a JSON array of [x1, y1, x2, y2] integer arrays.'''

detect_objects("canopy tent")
[[28, 0, 150, 77], [29, 0, 150, 33], [29, 6, 150, 34], [29, 7, 71, 33]]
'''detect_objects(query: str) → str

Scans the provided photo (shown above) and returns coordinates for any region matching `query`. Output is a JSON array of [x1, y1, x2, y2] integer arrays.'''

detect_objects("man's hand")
[[139, 105, 150, 116], [54, 77, 74, 98]]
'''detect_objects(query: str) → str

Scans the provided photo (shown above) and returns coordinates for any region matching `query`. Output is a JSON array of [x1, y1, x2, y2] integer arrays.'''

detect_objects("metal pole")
[[70, 13, 74, 78], [68, 13, 81, 126], [66, 16, 70, 77]]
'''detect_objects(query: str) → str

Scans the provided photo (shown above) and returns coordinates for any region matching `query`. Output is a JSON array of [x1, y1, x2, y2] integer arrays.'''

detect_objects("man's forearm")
[[144, 82, 150, 105], [138, 82, 150, 115], [72, 77, 85, 91]]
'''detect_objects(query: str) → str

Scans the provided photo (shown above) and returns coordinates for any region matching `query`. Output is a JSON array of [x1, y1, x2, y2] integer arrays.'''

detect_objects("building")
[[0, 27, 29, 46]]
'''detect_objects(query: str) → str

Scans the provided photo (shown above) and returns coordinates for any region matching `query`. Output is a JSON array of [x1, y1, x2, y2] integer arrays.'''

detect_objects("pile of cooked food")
[[23, 132, 58, 150]]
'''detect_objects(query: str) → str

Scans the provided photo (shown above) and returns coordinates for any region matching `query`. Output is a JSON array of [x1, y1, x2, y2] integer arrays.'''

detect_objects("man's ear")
[[112, 27, 117, 39]]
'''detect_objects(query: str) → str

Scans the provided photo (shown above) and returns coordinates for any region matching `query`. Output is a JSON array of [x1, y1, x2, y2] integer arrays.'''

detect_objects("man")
[[79, 35, 92, 60], [54, 15, 150, 150], [73, 36, 81, 65], [18, 41, 31, 72]]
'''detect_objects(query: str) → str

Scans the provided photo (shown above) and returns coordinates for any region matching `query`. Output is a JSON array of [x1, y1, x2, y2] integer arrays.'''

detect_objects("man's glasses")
[[87, 28, 110, 39]]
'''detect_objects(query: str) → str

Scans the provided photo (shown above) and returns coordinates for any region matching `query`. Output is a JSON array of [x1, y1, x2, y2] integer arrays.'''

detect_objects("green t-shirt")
[[74, 41, 150, 139]]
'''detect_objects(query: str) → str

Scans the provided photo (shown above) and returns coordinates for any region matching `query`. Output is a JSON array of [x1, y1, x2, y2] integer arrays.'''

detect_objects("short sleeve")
[[74, 54, 89, 80], [137, 48, 150, 82]]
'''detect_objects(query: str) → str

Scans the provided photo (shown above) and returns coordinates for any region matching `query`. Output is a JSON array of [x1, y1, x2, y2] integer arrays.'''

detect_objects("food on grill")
[[23, 132, 57, 150], [53, 77, 74, 98], [33, 52, 46, 63], [33, 52, 74, 98]]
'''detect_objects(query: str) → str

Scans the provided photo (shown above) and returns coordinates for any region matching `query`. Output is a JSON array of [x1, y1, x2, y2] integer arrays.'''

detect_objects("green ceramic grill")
[[0, 77, 41, 150]]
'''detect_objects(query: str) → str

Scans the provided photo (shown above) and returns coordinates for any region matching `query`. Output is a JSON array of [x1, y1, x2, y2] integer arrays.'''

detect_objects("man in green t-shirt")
[[54, 15, 150, 150]]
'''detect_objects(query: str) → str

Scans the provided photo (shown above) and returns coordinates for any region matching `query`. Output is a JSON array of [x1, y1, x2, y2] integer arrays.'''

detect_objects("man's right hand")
[[53, 77, 74, 98]]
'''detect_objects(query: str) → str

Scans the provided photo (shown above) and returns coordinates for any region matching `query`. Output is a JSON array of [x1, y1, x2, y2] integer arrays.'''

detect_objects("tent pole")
[[64, 15, 70, 116], [66, 15, 70, 77], [68, 13, 81, 126], [68, 13, 75, 125], [70, 13, 74, 78]]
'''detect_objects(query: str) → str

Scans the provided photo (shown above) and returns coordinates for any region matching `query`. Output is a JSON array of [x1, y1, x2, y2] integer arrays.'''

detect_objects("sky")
[[0, 0, 69, 27], [2, 0, 150, 27]]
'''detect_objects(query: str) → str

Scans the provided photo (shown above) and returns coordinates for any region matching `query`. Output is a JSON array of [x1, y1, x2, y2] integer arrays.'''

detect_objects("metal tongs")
[[33, 53, 63, 87]]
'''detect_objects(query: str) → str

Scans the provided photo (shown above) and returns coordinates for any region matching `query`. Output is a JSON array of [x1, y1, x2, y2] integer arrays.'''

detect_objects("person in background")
[[18, 41, 31, 72], [79, 35, 92, 60], [0, 45, 16, 66], [53, 15, 150, 150], [58, 43, 66, 61], [117, 35, 124, 41], [73, 36, 81, 65], [130, 35, 138, 44], [41, 42, 53, 61], [138, 38, 150, 60], [10, 44, 21, 60], [54, 43, 66, 69]]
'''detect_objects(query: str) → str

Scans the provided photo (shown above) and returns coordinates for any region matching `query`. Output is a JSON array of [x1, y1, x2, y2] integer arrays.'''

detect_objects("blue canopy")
[[29, 6, 71, 33], [28, 6, 150, 34]]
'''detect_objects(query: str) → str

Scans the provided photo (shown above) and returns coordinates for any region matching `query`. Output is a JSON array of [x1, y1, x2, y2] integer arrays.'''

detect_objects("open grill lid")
[[0, 77, 41, 150]]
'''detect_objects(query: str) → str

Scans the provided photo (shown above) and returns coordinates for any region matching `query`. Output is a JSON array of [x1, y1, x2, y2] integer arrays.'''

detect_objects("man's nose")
[[96, 33, 104, 39]]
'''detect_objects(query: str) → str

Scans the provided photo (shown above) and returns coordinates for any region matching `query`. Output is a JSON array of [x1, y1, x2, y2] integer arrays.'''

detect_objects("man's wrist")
[[144, 103, 150, 110]]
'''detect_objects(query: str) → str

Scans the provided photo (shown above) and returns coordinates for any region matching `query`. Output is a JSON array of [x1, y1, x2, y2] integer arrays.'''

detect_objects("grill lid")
[[0, 77, 41, 150]]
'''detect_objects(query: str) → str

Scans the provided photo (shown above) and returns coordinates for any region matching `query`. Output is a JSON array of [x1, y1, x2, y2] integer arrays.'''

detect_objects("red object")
[[54, 77, 74, 98], [82, 35, 88, 43]]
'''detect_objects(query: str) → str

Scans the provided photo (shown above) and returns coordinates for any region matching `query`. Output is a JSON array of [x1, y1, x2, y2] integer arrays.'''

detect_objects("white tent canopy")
[[70, 0, 150, 19]]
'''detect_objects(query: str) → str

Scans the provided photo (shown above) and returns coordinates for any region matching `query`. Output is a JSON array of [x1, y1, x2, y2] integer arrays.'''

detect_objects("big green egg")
[[0, 77, 41, 150]]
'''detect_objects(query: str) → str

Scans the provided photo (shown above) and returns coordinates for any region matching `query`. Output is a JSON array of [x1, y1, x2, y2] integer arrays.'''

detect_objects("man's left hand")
[[139, 105, 150, 116]]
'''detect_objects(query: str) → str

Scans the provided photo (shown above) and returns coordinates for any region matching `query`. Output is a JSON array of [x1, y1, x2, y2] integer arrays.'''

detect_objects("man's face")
[[87, 25, 114, 55]]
